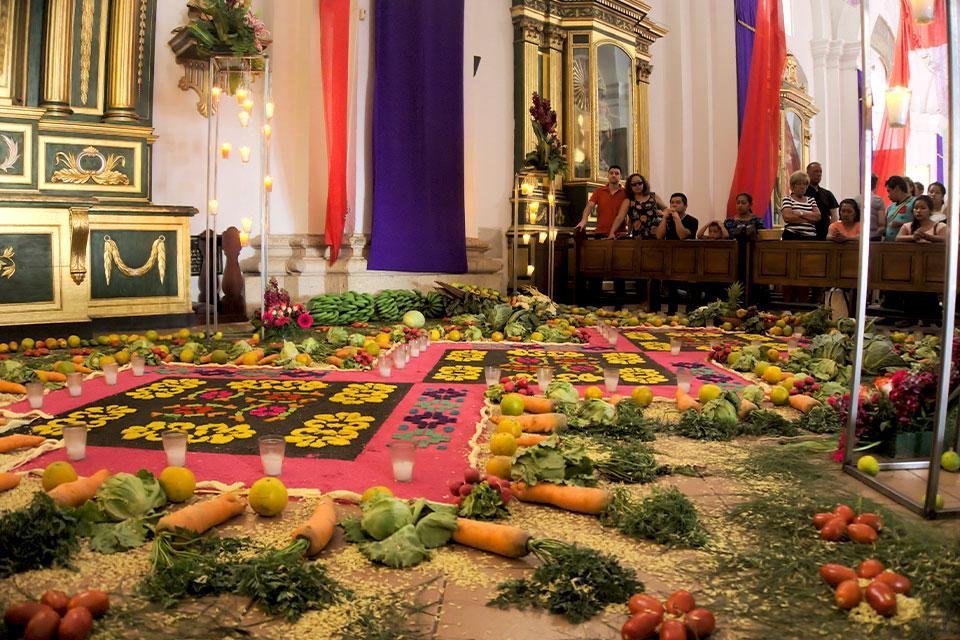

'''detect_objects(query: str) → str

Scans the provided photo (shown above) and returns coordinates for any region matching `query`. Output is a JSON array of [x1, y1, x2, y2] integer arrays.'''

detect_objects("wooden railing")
[[573, 237, 947, 300]]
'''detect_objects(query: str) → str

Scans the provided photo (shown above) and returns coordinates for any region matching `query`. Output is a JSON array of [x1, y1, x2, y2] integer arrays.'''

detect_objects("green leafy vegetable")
[[0, 492, 80, 578], [489, 539, 642, 623], [595, 442, 661, 484], [97, 470, 166, 522], [544, 380, 579, 405], [415, 511, 459, 548], [510, 438, 596, 486], [797, 405, 842, 434], [364, 525, 432, 568], [458, 482, 509, 520], [361, 495, 413, 540], [602, 487, 708, 548], [343, 497, 458, 568], [670, 409, 739, 441]]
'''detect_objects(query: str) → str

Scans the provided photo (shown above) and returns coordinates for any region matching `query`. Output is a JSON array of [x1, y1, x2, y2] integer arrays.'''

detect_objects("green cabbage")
[[742, 385, 765, 404], [578, 398, 617, 426], [700, 398, 739, 428], [545, 381, 579, 405], [96, 470, 166, 522], [299, 337, 322, 355], [326, 326, 349, 346], [862, 338, 907, 375], [463, 326, 483, 341], [808, 358, 839, 381], [348, 333, 367, 347], [361, 495, 413, 540]]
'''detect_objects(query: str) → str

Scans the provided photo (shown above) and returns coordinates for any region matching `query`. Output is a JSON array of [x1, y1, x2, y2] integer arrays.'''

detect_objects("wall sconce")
[[547, 192, 556, 205], [208, 199, 219, 215], [538, 232, 547, 243], [548, 229, 558, 242], [522, 233, 531, 244], [910, 0, 935, 23], [520, 175, 537, 196], [265, 100, 275, 120], [241, 217, 253, 233], [526, 265, 535, 276], [885, 86, 912, 127]]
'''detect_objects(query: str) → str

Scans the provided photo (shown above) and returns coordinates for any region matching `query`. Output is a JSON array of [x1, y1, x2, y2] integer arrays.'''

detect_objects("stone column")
[[104, 0, 140, 121], [635, 58, 653, 179], [512, 14, 543, 170], [839, 42, 864, 200], [810, 38, 831, 163], [40, 0, 74, 115], [544, 25, 564, 143]]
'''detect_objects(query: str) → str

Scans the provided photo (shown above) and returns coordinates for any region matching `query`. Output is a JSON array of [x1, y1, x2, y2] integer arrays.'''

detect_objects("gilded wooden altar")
[[0, 0, 194, 326]]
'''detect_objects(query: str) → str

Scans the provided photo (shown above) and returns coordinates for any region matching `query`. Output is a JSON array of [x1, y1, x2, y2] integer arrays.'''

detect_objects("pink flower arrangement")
[[259, 278, 312, 332]]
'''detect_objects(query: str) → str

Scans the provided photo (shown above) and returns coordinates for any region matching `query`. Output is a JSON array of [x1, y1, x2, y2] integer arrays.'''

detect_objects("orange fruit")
[[631, 386, 654, 407], [766, 348, 781, 362], [489, 433, 518, 456], [762, 366, 782, 384], [499, 393, 525, 416], [8, 341, 18, 352], [584, 386, 604, 400], [0, 343, 7, 354], [241, 351, 260, 366], [484, 455, 513, 479], [361, 485, 393, 503], [113, 349, 131, 365], [177, 328, 191, 339], [495, 418, 522, 438]]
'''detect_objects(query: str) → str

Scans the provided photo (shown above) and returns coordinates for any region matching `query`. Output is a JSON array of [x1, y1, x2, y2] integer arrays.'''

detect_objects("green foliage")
[[458, 482, 509, 520], [489, 539, 641, 623], [602, 487, 708, 548], [341, 498, 458, 569], [510, 438, 596, 486], [595, 442, 664, 484], [797, 404, 842, 434], [0, 492, 80, 578]]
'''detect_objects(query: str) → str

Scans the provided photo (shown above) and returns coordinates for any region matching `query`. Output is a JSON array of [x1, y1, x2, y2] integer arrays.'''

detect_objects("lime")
[[209, 349, 229, 364], [856, 455, 880, 477], [67, 335, 81, 348], [698, 384, 722, 404], [42, 461, 78, 491], [145, 330, 159, 342], [159, 466, 196, 502], [249, 477, 288, 516], [942, 450, 960, 472], [500, 393, 525, 416], [495, 418, 522, 438]]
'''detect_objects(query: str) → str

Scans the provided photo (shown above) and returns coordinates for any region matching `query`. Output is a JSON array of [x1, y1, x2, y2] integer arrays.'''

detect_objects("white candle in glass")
[[238, 111, 250, 127], [392, 459, 414, 482], [240, 146, 251, 163]]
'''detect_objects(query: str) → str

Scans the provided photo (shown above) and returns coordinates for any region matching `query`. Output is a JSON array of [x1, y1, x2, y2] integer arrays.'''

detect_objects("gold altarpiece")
[[0, 0, 194, 327], [508, 0, 665, 299], [773, 53, 819, 226]]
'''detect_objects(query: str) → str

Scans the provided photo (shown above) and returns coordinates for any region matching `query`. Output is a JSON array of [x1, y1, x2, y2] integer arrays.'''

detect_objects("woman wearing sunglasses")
[[606, 173, 667, 240]]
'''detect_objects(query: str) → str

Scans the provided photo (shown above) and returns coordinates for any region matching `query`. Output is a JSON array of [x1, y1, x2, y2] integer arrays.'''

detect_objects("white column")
[[838, 42, 863, 202], [346, 0, 373, 242], [822, 39, 844, 184], [810, 38, 831, 164]]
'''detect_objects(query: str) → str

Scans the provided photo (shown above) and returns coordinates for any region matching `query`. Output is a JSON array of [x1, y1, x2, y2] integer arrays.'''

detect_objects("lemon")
[[145, 330, 159, 342], [769, 386, 790, 406], [376, 333, 393, 349], [159, 466, 196, 502], [295, 353, 312, 365], [856, 455, 880, 477], [530, 332, 544, 342], [209, 349, 229, 364], [753, 361, 770, 377], [114, 349, 131, 365], [495, 418, 522, 438], [249, 477, 289, 516], [762, 366, 783, 384], [241, 351, 260, 366], [42, 461, 78, 491], [179, 348, 195, 363], [99, 355, 116, 367], [490, 331, 504, 342], [364, 341, 381, 357], [942, 450, 960, 472], [484, 455, 513, 479], [631, 386, 654, 407], [360, 485, 393, 504], [698, 384, 722, 404], [177, 328, 191, 339], [447, 330, 462, 342], [53, 361, 76, 375], [67, 335, 81, 348], [429, 329, 441, 341]]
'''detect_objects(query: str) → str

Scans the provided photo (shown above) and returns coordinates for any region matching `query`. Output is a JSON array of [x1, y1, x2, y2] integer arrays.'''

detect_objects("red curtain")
[[725, 0, 786, 217], [319, 0, 350, 263], [872, 0, 914, 202]]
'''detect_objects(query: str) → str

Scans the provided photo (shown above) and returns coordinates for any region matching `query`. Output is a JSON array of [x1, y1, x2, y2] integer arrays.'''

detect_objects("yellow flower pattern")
[[33, 405, 137, 437], [433, 365, 483, 382], [505, 348, 545, 357], [444, 350, 487, 363], [126, 378, 206, 400], [556, 372, 604, 383], [637, 341, 671, 352], [330, 383, 398, 405], [226, 379, 328, 393], [287, 411, 376, 448], [120, 420, 255, 444], [602, 352, 647, 365], [619, 367, 670, 385], [623, 331, 656, 341], [547, 351, 585, 360]]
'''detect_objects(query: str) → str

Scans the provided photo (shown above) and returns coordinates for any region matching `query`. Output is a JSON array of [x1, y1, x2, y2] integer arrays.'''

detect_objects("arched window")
[[595, 44, 632, 176]]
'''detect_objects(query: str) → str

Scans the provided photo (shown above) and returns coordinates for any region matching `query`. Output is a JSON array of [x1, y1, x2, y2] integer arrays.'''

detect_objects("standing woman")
[[780, 171, 821, 240], [607, 173, 667, 240]]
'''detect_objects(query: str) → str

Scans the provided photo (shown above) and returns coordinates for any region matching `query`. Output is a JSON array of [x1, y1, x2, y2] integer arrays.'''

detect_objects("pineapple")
[[724, 282, 744, 314]]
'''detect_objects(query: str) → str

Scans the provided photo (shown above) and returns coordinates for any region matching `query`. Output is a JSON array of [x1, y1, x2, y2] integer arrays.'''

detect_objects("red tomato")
[[819, 518, 847, 541], [664, 589, 696, 616], [621, 612, 660, 640], [865, 581, 898, 617], [627, 594, 664, 623], [684, 607, 717, 637], [852, 513, 883, 532], [833, 504, 856, 523], [846, 523, 878, 544], [659, 619, 687, 640], [875, 571, 912, 595], [856, 559, 885, 579], [819, 563, 857, 586], [834, 579, 862, 610], [812, 512, 834, 530]]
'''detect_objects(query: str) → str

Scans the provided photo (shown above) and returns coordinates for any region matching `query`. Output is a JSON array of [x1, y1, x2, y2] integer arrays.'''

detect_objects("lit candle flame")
[[238, 111, 250, 127], [240, 146, 251, 162], [240, 217, 253, 233], [265, 101, 275, 119], [220, 142, 231, 159], [262, 124, 272, 140], [242, 98, 254, 113], [264, 175, 273, 192], [208, 199, 219, 215]]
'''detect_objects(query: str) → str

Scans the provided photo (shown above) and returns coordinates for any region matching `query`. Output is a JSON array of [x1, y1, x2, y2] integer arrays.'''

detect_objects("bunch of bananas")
[[373, 289, 422, 321], [307, 291, 375, 325], [422, 291, 446, 318], [307, 288, 448, 325]]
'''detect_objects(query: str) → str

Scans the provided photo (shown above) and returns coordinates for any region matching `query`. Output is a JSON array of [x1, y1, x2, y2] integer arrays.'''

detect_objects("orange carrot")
[[0, 434, 46, 453], [521, 396, 554, 414], [675, 390, 701, 412], [789, 394, 821, 414], [489, 413, 566, 433], [738, 398, 759, 419], [509, 481, 612, 515], [257, 353, 281, 365], [156, 492, 247, 534], [72, 365, 93, 374], [233, 348, 264, 365], [199, 354, 213, 364], [291, 496, 337, 556], [0, 471, 20, 493], [325, 356, 343, 367], [48, 469, 111, 507], [334, 347, 356, 359], [0, 380, 28, 395], [516, 433, 550, 447], [451, 517, 531, 558], [34, 370, 67, 383]]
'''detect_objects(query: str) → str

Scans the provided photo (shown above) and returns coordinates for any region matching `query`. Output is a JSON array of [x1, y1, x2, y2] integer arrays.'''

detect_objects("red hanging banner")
[[725, 0, 786, 218], [319, 0, 350, 263]]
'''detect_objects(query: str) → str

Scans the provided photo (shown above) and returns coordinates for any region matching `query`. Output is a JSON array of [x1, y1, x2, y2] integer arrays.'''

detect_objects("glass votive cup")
[[387, 440, 416, 482], [66, 372, 83, 397], [537, 366, 553, 389], [393, 347, 406, 370], [259, 435, 286, 476], [102, 362, 118, 385], [607, 330, 618, 346], [484, 365, 501, 386], [669, 338, 682, 356], [131, 354, 146, 376], [62, 424, 87, 461], [676, 367, 692, 394], [162, 430, 188, 467], [420, 335, 429, 350], [26, 381, 43, 409], [410, 341, 420, 358], [378, 356, 392, 377], [603, 367, 619, 393]]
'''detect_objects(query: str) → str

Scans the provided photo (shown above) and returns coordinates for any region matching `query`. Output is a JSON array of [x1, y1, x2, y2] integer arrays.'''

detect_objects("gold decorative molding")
[[39, 135, 141, 192], [103, 234, 165, 285], [0, 122, 31, 184], [0, 246, 15, 279], [173, 57, 212, 117], [37, 118, 157, 141], [51, 145, 130, 185], [68, 206, 89, 285], [137, 0, 147, 95], [0, 0, 9, 72], [0, 132, 18, 172], [41, 0, 74, 115], [79, 0, 95, 105], [105, 0, 139, 121]]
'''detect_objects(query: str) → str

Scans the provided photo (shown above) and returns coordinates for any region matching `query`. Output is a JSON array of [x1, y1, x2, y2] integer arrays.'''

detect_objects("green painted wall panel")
[[0, 233, 54, 304], [90, 230, 177, 299]]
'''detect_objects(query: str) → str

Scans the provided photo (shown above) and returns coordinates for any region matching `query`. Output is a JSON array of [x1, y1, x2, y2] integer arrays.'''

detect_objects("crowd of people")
[[573, 162, 950, 246], [572, 162, 950, 319]]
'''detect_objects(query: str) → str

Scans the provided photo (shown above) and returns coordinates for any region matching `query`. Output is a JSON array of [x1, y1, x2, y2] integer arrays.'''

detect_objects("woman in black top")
[[607, 173, 667, 239]]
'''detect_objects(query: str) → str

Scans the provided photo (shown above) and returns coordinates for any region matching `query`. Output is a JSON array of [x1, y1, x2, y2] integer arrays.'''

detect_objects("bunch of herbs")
[[0, 492, 80, 577], [601, 486, 708, 548], [457, 481, 509, 520]]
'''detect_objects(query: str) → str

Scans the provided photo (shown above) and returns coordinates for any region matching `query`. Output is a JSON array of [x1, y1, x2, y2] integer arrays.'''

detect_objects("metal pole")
[[260, 56, 271, 340], [925, 0, 960, 517], [204, 58, 215, 338], [211, 60, 222, 335], [547, 181, 555, 300], [511, 174, 520, 295], [845, 0, 873, 465]]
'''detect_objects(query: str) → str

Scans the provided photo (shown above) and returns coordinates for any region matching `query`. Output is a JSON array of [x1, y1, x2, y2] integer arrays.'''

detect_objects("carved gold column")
[[545, 26, 564, 145], [635, 58, 653, 179], [40, 0, 74, 115], [512, 14, 543, 170], [104, 0, 140, 122]]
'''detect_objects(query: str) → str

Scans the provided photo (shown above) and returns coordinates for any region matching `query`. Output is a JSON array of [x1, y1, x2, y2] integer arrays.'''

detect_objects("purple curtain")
[[937, 134, 944, 184], [368, 0, 467, 273], [735, 0, 759, 137]]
